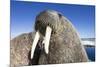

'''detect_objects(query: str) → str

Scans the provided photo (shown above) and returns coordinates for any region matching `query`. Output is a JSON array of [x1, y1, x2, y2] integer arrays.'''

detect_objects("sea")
[[85, 47, 95, 61]]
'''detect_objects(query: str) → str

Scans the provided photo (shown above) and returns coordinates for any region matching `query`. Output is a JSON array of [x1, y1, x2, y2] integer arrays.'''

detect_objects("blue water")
[[85, 47, 95, 61]]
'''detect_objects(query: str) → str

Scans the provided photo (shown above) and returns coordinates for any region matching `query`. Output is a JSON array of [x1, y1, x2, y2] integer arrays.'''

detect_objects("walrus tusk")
[[31, 31, 40, 59], [44, 26, 52, 54], [31, 26, 52, 59]]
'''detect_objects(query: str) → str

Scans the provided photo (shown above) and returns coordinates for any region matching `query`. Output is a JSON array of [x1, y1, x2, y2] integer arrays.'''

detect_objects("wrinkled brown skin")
[[38, 18, 89, 64], [10, 32, 41, 67], [10, 10, 88, 67], [10, 33, 31, 67]]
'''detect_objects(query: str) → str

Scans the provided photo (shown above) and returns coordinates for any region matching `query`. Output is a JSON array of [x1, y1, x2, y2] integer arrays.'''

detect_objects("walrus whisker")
[[31, 31, 40, 59]]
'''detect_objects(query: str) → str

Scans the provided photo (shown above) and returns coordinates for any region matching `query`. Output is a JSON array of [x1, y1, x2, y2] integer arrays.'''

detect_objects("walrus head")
[[35, 10, 64, 34], [31, 10, 66, 59]]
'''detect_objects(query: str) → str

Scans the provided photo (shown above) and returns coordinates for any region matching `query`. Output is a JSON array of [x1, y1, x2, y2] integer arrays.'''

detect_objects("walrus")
[[10, 10, 88, 67], [31, 10, 89, 64]]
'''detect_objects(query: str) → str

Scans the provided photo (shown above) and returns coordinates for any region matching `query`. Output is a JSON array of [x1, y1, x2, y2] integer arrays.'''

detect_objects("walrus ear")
[[58, 13, 62, 18], [60, 16, 68, 23], [60, 16, 73, 27]]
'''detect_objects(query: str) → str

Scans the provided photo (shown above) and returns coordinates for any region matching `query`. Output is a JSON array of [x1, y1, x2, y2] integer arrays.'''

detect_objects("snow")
[[82, 40, 95, 46]]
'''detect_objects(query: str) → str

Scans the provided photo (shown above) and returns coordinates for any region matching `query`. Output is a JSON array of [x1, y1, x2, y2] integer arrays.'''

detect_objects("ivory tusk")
[[31, 31, 40, 59], [44, 26, 52, 54]]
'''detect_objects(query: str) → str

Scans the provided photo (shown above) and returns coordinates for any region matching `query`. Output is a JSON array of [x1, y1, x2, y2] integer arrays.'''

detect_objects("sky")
[[11, 0, 95, 39]]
